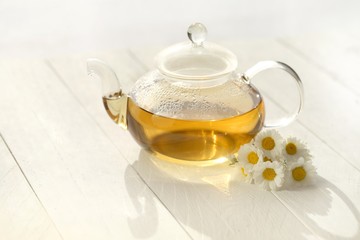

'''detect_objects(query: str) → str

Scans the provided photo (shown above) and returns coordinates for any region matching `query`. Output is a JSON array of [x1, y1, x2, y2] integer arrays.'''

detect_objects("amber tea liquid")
[[103, 93, 265, 162]]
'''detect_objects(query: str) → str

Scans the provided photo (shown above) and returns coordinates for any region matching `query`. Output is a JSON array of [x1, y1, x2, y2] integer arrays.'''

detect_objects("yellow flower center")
[[241, 167, 248, 177], [286, 142, 297, 155], [263, 156, 272, 162], [262, 168, 276, 181], [262, 137, 275, 150], [292, 167, 306, 181], [247, 151, 259, 164]]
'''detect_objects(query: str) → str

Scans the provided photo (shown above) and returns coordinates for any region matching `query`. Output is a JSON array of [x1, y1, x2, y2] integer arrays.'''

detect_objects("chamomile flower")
[[286, 157, 316, 187], [253, 130, 283, 156], [253, 161, 285, 191], [282, 137, 312, 162], [238, 143, 263, 172]]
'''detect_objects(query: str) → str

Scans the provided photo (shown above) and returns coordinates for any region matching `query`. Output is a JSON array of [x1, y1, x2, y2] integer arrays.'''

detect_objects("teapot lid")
[[156, 23, 238, 80]]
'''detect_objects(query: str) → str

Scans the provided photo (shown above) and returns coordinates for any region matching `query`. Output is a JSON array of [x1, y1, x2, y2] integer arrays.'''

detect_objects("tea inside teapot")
[[103, 88, 264, 162]]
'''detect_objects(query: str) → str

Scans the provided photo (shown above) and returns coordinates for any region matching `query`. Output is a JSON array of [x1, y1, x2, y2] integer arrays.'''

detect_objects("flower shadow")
[[276, 176, 360, 240]]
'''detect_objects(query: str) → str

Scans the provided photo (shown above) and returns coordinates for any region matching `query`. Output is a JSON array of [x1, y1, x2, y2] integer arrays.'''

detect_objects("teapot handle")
[[241, 61, 304, 129]]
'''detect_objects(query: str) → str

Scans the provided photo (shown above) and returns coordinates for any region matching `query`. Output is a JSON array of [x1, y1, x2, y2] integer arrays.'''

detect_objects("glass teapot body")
[[88, 23, 303, 163]]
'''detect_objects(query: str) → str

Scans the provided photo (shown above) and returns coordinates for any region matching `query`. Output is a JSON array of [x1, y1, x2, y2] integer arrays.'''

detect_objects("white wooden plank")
[[0, 59, 190, 240], [0, 136, 62, 240], [265, 109, 360, 240], [225, 40, 360, 239], [278, 32, 360, 96], [129, 43, 360, 240], [48, 53, 316, 239]]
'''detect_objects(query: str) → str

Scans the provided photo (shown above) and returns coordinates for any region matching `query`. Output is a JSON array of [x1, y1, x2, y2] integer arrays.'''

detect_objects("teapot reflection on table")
[[87, 23, 303, 164]]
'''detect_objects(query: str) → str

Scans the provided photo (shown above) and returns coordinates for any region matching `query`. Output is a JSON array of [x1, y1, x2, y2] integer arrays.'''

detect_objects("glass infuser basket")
[[87, 23, 304, 164]]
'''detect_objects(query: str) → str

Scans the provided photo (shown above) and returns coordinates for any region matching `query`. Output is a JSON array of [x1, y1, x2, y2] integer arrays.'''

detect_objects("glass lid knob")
[[187, 23, 207, 46]]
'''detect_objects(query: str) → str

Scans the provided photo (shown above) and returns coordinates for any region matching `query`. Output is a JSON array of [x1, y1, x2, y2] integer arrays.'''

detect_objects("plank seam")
[[0, 133, 64, 240], [271, 192, 321, 240], [126, 49, 149, 73]]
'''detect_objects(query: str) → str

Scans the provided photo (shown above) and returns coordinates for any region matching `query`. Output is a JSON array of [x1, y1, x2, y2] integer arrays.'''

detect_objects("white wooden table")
[[1, 32, 360, 240]]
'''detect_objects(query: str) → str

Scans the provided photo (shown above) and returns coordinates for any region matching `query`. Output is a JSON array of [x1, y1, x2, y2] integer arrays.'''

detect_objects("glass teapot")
[[87, 23, 303, 163]]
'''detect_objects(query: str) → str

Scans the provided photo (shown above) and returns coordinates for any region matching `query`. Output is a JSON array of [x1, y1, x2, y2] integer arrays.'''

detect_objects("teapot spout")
[[87, 58, 128, 129]]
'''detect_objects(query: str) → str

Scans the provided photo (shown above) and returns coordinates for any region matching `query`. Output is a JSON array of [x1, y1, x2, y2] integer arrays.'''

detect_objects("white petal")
[[274, 176, 283, 186], [269, 181, 277, 190], [261, 181, 271, 190]]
